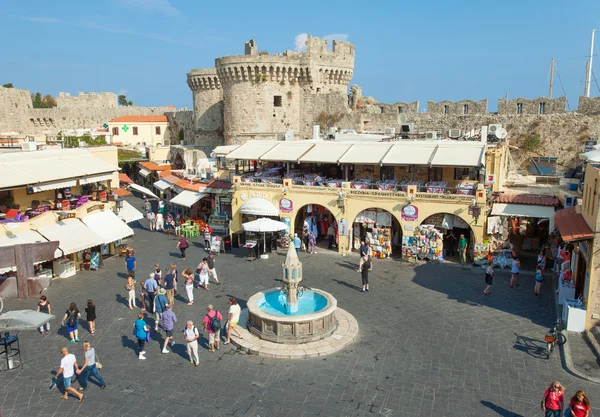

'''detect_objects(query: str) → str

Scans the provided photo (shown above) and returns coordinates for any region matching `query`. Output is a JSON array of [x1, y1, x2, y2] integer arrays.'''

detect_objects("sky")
[[1, 0, 600, 111]]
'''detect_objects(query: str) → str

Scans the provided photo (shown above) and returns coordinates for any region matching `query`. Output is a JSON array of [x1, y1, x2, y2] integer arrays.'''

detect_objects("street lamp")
[[468, 199, 481, 224], [336, 192, 346, 213]]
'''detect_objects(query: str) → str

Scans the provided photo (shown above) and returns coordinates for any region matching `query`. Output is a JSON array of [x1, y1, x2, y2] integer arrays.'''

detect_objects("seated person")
[[82, 251, 91, 270]]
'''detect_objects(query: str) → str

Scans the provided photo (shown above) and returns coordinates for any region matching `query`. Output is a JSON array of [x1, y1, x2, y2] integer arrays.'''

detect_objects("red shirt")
[[570, 400, 590, 417], [544, 388, 564, 410], [203, 310, 223, 334]]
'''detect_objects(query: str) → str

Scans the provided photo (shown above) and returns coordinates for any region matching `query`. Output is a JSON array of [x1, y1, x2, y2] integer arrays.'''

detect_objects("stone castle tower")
[[187, 35, 355, 145]]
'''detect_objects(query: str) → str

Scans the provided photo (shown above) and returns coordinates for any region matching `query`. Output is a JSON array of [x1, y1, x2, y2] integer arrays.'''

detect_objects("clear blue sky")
[[1, 0, 599, 111]]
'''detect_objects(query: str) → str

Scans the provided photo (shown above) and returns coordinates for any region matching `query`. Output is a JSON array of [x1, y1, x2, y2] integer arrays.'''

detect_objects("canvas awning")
[[37, 218, 104, 256], [259, 143, 315, 162], [153, 180, 172, 191], [30, 179, 78, 193], [0, 165, 37, 189], [491, 203, 555, 231], [11, 159, 84, 184], [81, 210, 135, 245], [60, 157, 118, 176], [554, 207, 593, 242], [338, 143, 393, 164], [430, 144, 486, 167], [118, 200, 145, 223], [226, 142, 279, 160], [212, 145, 240, 156], [170, 191, 207, 208], [238, 198, 279, 216], [139, 168, 151, 177], [0, 227, 60, 274], [79, 173, 114, 185], [381, 144, 437, 165], [298, 143, 354, 164], [128, 183, 159, 199]]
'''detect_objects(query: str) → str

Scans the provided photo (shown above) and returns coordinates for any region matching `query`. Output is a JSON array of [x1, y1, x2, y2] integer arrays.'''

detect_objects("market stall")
[[402, 225, 444, 262], [490, 203, 555, 254], [352, 209, 398, 258], [294, 204, 338, 251]]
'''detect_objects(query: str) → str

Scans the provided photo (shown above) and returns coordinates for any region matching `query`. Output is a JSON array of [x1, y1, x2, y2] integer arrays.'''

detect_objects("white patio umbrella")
[[0, 310, 55, 332], [242, 218, 288, 257], [580, 149, 600, 162]]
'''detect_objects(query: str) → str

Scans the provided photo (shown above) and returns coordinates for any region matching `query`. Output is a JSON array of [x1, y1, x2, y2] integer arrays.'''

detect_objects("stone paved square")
[[2, 215, 600, 417]]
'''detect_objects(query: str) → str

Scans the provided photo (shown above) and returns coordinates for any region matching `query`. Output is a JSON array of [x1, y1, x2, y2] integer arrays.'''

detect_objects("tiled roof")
[[138, 161, 174, 171], [119, 173, 133, 184], [207, 180, 232, 190], [161, 174, 181, 184], [109, 116, 168, 123], [494, 193, 560, 207], [174, 178, 209, 192], [554, 207, 593, 241], [113, 188, 132, 197]]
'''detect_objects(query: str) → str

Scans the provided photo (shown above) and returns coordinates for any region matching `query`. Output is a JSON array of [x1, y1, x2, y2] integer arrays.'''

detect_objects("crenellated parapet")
[[187, 68, 222, 91]]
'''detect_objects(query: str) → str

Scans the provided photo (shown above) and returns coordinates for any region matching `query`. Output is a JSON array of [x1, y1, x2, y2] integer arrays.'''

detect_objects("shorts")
[[511, 271, 519, 276], [67, 323, 78, 333], [165, 329, 173, 337], [535, 278, 543, 282], [208, 330, 220, 344], [485, 275, 493, 285], [62, 375, 72, 389], [229, 321, 238, 328]]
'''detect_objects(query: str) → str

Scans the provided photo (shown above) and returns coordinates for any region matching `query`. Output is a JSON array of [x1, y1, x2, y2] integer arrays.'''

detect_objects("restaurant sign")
[[58, 213, 76, 221], [87, 204, 105, 213], [279, 198, 293, 213], [401, 204, 418, 221]]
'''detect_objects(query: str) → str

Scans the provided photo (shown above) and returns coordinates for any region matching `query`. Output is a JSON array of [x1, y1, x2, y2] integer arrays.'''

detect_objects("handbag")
[[95, 354, 103, 369], [145, 330, 151, 343]]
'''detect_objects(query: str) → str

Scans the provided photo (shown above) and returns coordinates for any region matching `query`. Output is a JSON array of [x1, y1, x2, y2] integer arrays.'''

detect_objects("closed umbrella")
[[242, 218, 288, 257]]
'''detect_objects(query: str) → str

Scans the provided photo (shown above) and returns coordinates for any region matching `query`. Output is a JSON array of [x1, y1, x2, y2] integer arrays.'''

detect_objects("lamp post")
[[468, 199, 481, 224], [336, 192, 346, 214]]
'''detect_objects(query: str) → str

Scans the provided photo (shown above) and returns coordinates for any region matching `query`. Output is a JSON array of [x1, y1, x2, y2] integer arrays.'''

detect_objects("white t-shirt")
[[61, 353, 77, 378], [229, 304, 241, 323], [184, 326, 199, 342]]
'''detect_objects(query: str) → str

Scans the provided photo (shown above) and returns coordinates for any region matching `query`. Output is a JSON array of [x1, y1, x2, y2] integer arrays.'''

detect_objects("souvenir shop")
[[407, 213, 473, 263], [401, 225, 444, 262], [351, 209, 401, 258], [294, 204, 338, 250]]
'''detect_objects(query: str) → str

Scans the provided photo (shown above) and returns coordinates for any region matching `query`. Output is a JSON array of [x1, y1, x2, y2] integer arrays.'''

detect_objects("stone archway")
[[350, 207, 402, 258], [172, 152, 185, 170], [419, 212, 476, 261], [291, 203, 341, 252]]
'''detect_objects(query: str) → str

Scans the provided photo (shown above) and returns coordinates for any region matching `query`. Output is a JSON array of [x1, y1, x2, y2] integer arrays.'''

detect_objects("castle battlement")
[[187, 68, 222, 91]]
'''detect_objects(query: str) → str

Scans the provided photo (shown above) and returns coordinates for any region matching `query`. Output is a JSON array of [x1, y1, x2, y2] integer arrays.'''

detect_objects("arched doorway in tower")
[[419, 213, 474, 263], [351, 208, 402, 258], [294, 204, 339, 252], [172, 153, 185, 170]]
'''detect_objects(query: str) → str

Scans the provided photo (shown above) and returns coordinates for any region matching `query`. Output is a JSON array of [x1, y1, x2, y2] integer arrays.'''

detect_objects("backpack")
[[125, 279, 136, 291], [67, 310, 78, 326], [183, 326, 198, 340], [206, 311, 221, 332]]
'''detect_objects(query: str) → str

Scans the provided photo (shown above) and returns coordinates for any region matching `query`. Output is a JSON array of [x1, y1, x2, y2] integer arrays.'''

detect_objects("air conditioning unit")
[[448, 129, 461, 138], [400, 123, 414, 134], [485, 174, 496, 184], [187, 168, 197, 176], [383, 127, 396, 135], [565, 195, 576, 207], [21, 142, 38, 151], [425, 131, 438, 140], [488, 124, 502, 134]]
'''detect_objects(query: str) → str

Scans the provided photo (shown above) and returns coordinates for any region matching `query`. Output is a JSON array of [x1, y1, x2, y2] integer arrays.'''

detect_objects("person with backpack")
[[203, 304, 223, 352], [62, 302, 81, 343], [153, 288, 169, 332], [126, 272, 136, 310], [183, 320, 200, 366], [160, 304, 177, 354], [177, 236, 189, 260]]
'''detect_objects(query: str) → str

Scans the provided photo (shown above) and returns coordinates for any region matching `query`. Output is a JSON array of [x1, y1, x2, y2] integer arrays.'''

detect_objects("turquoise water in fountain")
[[258, 290, 327, 316]]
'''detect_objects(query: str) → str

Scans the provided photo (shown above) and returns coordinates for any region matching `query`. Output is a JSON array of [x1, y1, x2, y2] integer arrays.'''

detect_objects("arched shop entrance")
[[294, 204, 339, 252], [417, 213, 474, 262], [351, 208, 402, 259]]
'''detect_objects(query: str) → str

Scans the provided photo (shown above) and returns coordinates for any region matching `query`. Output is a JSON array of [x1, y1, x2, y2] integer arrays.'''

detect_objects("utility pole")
[[586, 29, 595, 98], [585, 61, 590, 97], [549, 58, 554, 98]]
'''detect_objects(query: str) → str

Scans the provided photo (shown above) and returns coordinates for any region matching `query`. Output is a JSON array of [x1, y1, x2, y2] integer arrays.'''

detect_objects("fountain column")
[[282, 243, 302, 314]]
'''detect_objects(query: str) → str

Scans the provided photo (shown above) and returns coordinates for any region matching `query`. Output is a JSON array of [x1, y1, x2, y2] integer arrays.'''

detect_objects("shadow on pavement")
[[331, 278, 361, 291], [513, 333, 548, 359], [481, 401, 523, 417]]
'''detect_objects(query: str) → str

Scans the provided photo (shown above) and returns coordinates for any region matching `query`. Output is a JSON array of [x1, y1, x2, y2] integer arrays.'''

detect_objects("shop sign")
[[239, 192, 278, 205], [219, 198, 231, 204], [58, 213, 76, 221], [87, 204, 105, 213], [401, 205, 418, 221], [279, 198, 293, 213], [339, 219, 349, 236]]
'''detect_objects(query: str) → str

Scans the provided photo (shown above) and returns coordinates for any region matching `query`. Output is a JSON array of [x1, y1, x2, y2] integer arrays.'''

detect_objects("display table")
[[563, 299, 586, 332], [558, 281, 576, 306], [53, 260, 76, 278]]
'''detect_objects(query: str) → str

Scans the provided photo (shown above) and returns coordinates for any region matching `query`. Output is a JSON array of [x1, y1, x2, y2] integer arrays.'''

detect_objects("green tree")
[[118, 95, 133, 106], [32, 92, 43, 108], [2, 83, 14, 88], [43, 94, 57, 108]]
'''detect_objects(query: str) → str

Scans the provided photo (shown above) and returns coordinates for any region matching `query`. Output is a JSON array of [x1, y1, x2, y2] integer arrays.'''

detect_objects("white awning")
[[0, 229, 60, 274], [128, 183, 159, 199], [298, 143, 354, 163], [430, 144, 485, 167], [153, 180, 172, 191], [238, 198, 279, 216], [491, 203, 555, 231], [79, 173, 114, 185], [338, 143, 393, 164], [212, 145, 240, 156], [81, 210, 134, 245], [139, 168, 151, 178], [118, 200, 145, 223], [170, 191, 207, 208], [37, 218, 104, 256], [226, 142, 279, 160], [30, 179, 78, 193], [260, 143, 315, 162], [60, 157, 118, 176], [381, 143, 437, 165], [0, 165, 37, 189]]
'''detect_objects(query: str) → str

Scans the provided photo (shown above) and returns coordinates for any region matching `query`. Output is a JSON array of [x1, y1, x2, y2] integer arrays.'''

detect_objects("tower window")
[[133, 127, 138, 135], [539, 102, 546, 114], [398, 106, 404, 113], [380, 107, 385, 113], [444, 105, 449, 114], [463, 104, 469, 115], [517, 103, 523, 114], [155, 126, 161, 135], [274, 95, 282, 107]]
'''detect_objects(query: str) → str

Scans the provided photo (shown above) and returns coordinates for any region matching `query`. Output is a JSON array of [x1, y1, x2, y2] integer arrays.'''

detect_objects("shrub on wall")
[[522, 134, 541, 151]]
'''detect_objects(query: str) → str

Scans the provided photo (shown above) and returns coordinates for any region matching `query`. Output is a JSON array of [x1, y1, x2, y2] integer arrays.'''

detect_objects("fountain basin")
[[247, 288, 337, 344]]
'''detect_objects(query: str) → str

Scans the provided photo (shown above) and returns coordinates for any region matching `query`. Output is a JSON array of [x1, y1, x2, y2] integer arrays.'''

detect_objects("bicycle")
[[545, 318, 566, 359]]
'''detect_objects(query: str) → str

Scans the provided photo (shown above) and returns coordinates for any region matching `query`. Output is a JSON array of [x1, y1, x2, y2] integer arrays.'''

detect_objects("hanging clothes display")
[[353, 209, 393, 258]]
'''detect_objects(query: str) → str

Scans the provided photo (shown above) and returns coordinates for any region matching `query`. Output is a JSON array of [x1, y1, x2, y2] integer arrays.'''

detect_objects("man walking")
[[446, 231, 457, 257], [206, 253, 221, 285], [162, 270, 176, 305], [203, 304, 222, 352], [183, 320, 200, 366], [153, 287, 169, 331], [53, 347, 84, 402], [459, 234, 468, 264], [358, 240, 368, 272], [327, 224, 335, 249], [125, 252, 136, 278], [161, 304, 177, 354], [293, 233, 301, 254], [144, 273, 158, 314]]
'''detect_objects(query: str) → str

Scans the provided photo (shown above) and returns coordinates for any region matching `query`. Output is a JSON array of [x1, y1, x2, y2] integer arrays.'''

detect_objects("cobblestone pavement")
[[2, 218, 600, 416]]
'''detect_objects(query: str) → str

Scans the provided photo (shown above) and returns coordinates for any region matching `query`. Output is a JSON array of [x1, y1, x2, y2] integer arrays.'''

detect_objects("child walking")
[[85, 299, 97, 335], [37, 295, 51, 335], [534, 266, 543, 296]]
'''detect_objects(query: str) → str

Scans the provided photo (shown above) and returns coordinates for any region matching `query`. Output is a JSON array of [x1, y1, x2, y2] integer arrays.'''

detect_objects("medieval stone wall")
[[578, 96, 600, 114], [56, 92, 117, 109], [497, 97, 567, 115], [427, 99, 488, 116]]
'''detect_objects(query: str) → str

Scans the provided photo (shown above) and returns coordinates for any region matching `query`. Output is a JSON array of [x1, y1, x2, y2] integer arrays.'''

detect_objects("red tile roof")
[[109, 116, 168, 123], [207, 180, 232, 190], [494, 193, 560, 207], [113, 188, 132, 197], [174, 178, 209, 192], [138, 161, 175, 171], [554, 207, 593, 241], [161, 174, 181, 184], [119, 173, 133, 184]]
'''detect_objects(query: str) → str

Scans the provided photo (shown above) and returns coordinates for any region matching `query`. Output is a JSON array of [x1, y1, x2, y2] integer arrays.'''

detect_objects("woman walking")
[[308, 232, 317, 254], [127, 272, 136, 310], [62, 302, 81, 343], [76, 341, 106, 391], [165, 212, 174, 237], [133, 313, 149, 360], [177, 235, 189, 260], [568, 390, 591, 417], [197, 258, 210, 291], [182, 268, 195, 306], [483, 261, 494, 295], [534, 266, 544, 296], [360, 257, 371, 292], [537, 249, 547, 271], [541, 380, 564, 417], [85, 300, 97, 335], [139, 278, 147, 311], [37, 295, 52, 335], [148, 211, 156, 231], [509, 256, 521, 288], [155, 211, 164, 232], [224, 297, 242, 344]]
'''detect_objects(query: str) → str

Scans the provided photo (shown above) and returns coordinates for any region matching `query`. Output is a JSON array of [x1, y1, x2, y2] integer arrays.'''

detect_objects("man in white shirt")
[[54, 347, 84, 402], [184, 320, 200, 366]]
